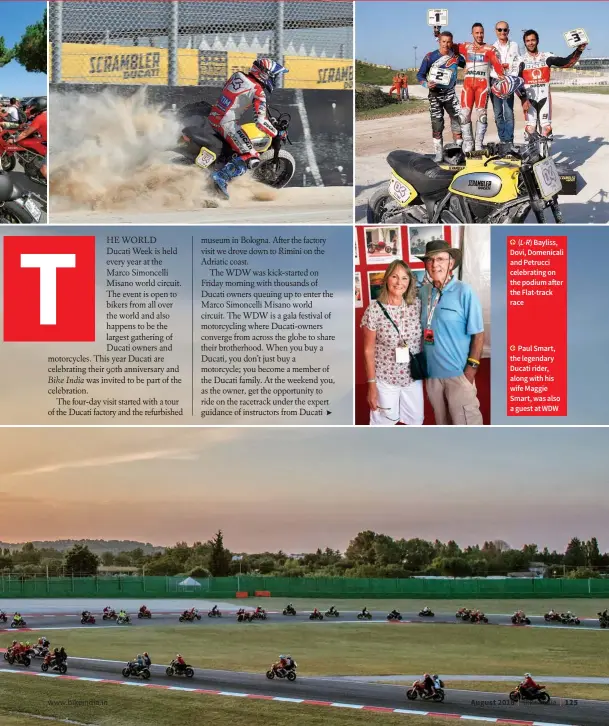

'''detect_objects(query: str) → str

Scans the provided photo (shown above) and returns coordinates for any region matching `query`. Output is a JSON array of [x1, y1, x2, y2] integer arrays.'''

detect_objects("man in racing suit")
[[521, 673, 541, 699], [417, 31, 466, 162], [517, 30, 586, 144], [440, 24, 505, 152], [209, 57, 288, 197]]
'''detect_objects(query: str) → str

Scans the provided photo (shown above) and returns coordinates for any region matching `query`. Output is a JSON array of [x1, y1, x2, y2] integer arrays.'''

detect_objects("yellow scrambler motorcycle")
[[367, 98, 575, 224]]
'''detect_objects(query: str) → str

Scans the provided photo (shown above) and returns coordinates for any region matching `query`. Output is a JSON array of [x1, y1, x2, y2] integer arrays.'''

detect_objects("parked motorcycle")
[[509, 684, 550, 704], [367, 97, 570, 225], [174, 102, 295, 190], [166, 660, 194, 678], [0, 130, 46, 186], [122, 661, 151, 680], [406, 679, 445, 702], [266, 662, 298, 681]]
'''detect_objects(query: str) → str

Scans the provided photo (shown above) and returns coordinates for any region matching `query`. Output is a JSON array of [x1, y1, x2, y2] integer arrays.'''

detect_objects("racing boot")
[[433, 138, 443, 163], [474, 119, 488, 151], [461, 123, 474, 154], [212, 157, 247, 199]]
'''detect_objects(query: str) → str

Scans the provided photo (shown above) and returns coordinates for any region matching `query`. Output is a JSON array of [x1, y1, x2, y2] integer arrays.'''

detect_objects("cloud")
[[10, 448, 198, 477]]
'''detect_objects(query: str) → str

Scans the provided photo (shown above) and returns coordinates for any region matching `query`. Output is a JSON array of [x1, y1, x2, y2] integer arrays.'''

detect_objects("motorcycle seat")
[[387, 150, 454, 196], [183, 123, 223, 150]]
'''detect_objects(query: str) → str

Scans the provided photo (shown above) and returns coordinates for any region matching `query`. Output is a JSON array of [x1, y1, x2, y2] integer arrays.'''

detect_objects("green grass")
[[0, 675, 476, 726], [442, 681, 609, 701], [6, 623, 607, 678], [356, 100, 427, 121], [230, 597, 609, 618], [552, 85, 609, 94]]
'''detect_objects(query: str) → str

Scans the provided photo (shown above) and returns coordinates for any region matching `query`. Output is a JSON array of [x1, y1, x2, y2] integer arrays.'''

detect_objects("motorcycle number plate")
[[427, 67, 452, 87], [533, 158, 562, 200], [563, 28, 588, 48], [24, 197, 42, 222], [388, 173, 412, 206], [195, 147, 216, 169]]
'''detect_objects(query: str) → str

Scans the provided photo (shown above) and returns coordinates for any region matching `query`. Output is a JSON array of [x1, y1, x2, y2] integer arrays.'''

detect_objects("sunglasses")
[[496, 28, 509, 32]]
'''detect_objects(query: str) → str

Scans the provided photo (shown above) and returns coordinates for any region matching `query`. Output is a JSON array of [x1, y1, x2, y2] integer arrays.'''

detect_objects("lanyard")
[[377, 301, 406, 342], [426, 286, 443, 329]]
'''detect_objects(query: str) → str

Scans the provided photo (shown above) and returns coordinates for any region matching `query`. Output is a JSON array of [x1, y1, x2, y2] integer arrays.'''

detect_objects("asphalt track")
[[0, 656, 606, 725], [49, 186, 352, 224], [1, 609, 603, 632], [355, 85, 609, 224]]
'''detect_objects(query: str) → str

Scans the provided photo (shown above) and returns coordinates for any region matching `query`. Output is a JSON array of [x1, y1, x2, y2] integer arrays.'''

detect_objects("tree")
[[100, 552, 115, 567], [438, 557, 472, 578], [586, 538, 602, 568], [63, 544, 100, 576], [208, 530, 231, 577], [345, 530, 378, 566], [12, 8, 46, 74], [564, 538, 587, 567]]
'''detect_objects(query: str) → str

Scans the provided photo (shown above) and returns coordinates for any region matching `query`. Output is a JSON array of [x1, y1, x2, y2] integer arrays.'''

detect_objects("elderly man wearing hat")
[[417, 240, 484, 425]]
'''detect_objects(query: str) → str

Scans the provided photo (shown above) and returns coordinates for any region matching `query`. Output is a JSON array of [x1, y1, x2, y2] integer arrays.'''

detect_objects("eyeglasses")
[[426, 256, 450, 264], [496, 27, 509, 32]]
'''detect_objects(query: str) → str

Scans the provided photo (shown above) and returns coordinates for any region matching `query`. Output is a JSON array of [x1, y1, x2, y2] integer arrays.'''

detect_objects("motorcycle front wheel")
[[538, 692, 551, 704], [406, 688, 417, 700], [1, 154, 16, 172], [253, 149, 295, 188], [509, 690, 520, 703], [266, 670, 275, 679]]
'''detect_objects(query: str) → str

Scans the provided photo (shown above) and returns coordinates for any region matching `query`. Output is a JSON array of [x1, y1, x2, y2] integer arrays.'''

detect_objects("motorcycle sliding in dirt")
[[367, 97, 573, 225], [173, 102, 295, 191]]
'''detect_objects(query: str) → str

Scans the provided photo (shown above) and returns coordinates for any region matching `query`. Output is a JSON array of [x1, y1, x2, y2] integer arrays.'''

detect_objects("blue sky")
[[0, 2, 46, 97], [491, 227, 609, 424], [356, 1, 608, 68], [0, 427, 607, 551]]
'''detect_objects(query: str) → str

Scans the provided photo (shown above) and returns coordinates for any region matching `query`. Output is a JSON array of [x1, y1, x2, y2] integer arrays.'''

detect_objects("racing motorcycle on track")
[[561, 614, 580, 625], [456, 608, 471, 620], [116, 614, 131, 625], [357, 610, 372, 620], [406, 678, 445, 702], [387, 610, 402, 621], [598, 612, 609, 629], [81, 614, 96, 625], [237, 610, 253, 623], [122, 661, 151, 680], [138, 607, 152, 619], [283, 605, 297, 616], [309, 610, 324, 621], [509, 684, 550, 704], [10, 618, 27, 628], [511, 612, 531, 625], [102, 609, 117, 621], [7, 652, 31, 668], [470, 612, 489, 624], [252, 608, 267, 621], [41, 657, 67, 674], [266, 661, 298, 681], [173, 102, 296, 191], [0, 611, 7, 623], [325, 608, 340, 618], [544, 612, 561, 622], [179, 609, 201, 623], [367, 97, 572, 225], [166, 659, 194, 678], [419, 608, 434, 617], [208, 608, 222, 618]]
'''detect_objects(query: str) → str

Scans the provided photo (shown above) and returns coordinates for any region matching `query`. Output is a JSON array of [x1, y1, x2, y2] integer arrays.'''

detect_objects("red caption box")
[[506, 236, 567, 417], [3, 236, 96, 342]]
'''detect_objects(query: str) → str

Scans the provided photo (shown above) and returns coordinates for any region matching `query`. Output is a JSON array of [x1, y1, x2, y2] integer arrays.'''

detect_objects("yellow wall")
[[51, 43, 353, 90]]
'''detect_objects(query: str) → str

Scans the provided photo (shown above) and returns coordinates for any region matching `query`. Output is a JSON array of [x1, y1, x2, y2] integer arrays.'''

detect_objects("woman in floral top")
[[361, 260, 424, 425]]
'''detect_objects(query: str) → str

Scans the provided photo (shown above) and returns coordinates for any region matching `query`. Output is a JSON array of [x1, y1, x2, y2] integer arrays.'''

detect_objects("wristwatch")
[[466, 358, 480, 369]]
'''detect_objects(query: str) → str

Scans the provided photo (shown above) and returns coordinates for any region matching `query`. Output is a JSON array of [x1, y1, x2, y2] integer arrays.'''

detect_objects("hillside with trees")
[[0, 532, 606, 579]]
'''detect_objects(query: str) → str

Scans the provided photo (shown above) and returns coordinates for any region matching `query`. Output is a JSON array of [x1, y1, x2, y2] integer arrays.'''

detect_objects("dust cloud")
[[49, 89, 276, 211]]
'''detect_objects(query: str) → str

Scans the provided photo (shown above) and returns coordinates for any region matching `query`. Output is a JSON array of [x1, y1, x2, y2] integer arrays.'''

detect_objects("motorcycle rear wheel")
[[367, 185, 426, 224], [141, 668, 151, 680], [287, 671, 297, 681]]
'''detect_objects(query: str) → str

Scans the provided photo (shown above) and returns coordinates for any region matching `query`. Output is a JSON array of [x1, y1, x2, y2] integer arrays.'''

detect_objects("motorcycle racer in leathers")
[[516, 29, 586, 146], [209, 57, 288, 197], [440, 23, 505, 152]]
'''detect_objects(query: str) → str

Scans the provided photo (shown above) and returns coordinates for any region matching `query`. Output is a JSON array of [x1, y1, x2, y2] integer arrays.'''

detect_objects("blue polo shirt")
[[419, 277, 484, 379]]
